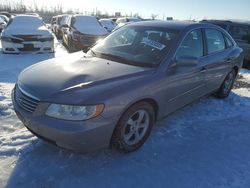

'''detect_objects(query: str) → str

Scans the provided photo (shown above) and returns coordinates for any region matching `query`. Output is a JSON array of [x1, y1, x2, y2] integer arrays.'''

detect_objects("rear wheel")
[[111, 102, 155, 152], [214, 70, 236, 98]]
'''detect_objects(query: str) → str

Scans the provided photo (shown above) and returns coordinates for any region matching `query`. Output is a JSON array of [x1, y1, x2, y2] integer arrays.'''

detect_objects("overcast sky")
[[2, 0, 250, 20]]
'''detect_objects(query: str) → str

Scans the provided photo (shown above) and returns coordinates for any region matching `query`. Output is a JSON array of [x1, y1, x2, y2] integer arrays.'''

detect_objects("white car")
[[99, 19, 117, 32], [0, 17, 6, 32], [0, 15, 9, 23], [1, 15, 54, 53]]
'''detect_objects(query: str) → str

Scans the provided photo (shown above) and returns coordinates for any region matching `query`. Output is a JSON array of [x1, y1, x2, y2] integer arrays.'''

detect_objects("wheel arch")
[[233, 66, 239, 75], [109, 97, 159, 149]]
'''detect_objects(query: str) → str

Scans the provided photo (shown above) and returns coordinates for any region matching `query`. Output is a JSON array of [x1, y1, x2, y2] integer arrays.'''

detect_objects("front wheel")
[[111, 102, 155, 152], [214, 70, 236, 98]]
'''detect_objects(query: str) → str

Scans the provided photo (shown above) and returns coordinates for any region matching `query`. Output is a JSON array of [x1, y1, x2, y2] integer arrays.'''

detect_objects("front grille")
[[11, 35, 53, 43], [14, 85, 40, 113], [18, 46, 40, 52]]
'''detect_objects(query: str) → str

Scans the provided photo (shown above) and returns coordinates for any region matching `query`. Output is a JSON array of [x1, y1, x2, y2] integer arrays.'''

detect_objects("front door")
[[163, 29, 207, 115]]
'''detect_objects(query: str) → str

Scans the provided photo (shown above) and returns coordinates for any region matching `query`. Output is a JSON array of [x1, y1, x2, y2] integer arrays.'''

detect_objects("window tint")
[[205, 29, 225, 54], [228, 25, 250, 42], [225, 36, 233, 48], [176, 29, 203, 59]]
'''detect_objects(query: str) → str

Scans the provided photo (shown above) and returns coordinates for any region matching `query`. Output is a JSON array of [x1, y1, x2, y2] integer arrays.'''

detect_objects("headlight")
[[1, 36, 12, 42], [45, 104, 104, 121]]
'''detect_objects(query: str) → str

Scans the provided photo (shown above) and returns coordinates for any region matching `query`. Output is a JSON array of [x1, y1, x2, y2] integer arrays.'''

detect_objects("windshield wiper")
[[99, 52, 127, 62], [98, 52, 157, 67], [88, 48, 97, 56]]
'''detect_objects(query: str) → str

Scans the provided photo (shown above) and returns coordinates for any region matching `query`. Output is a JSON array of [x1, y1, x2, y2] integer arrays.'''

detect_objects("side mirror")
[[175, 56, 199, 67]]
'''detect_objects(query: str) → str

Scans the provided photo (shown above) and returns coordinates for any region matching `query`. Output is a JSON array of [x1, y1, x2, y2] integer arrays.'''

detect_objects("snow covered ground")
[[0, 40, 250, 188]]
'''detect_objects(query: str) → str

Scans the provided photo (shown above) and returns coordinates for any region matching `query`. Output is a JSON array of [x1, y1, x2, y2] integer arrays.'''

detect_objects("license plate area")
[[24, 44, 34, 50]]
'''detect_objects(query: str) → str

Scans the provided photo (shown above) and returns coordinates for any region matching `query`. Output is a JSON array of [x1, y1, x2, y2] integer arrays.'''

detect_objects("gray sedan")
[[12, 21, 243, 152]]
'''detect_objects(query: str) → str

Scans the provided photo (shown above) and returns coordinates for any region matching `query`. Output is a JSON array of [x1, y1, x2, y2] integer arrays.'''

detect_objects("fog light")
[[6, 48, 15, 51]]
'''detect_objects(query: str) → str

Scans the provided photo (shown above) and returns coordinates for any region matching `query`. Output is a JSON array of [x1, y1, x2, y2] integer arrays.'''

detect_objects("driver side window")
[[176, 29, 204, 59]]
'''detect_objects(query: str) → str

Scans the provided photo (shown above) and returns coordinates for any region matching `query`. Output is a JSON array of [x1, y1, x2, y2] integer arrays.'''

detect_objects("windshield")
[[90, 25, 179, 67], [72, 16, 101, 29], [9, 16, 44, 28]]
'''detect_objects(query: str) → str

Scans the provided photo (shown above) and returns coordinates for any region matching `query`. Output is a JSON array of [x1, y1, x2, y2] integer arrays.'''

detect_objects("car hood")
[[3, 25, 51, 36], [18, 53, 154, 101]]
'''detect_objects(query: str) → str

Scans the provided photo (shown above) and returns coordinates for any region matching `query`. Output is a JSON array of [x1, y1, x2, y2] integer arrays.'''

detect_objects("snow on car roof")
[[10, 15, 44, 26], [72, 15, 108, 35]]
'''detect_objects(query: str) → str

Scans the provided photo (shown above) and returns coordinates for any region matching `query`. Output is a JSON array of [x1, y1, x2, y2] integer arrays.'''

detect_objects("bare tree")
[[151, 14, 158, 20]]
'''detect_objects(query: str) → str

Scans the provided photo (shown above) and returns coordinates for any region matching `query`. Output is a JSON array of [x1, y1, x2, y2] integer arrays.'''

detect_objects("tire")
[[111, 102, 155, 152], [67, 38, 75, 53], [214, 70, 236, 98]]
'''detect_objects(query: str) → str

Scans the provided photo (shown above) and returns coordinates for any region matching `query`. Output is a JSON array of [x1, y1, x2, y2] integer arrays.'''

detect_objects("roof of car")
[[129, 20, 206, 30], [99, 18, 113, 21], [13, 14, 41, 19], [202, 19, 250, 25]]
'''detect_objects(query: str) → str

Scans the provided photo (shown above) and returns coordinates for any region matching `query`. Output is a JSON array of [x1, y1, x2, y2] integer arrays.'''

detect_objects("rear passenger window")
[[205, 29, 225, 54], [176, 29, 203, 59]]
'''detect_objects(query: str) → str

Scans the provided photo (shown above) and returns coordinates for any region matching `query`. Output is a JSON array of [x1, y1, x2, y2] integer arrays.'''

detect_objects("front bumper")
[[1, 40, 54, 54], [12, 89, 118, 152]]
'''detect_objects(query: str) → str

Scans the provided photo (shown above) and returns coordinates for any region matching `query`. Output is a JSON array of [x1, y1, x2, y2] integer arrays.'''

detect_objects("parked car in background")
[[51, 14, 68, 39], [201, 19, 250, 68], [109, 17, 118, 23], [0, 17, 6, 33], [115, 17, 142, 30], [12, 21, 243, 153], [0, 14, 9, 23], [1, 15, 54, 53], [99, 18, 117, 32], [0, 12, 12, 19], [116, 17, 142, 25], [62, 15, 108, 52], [25, 13, 40, 17]]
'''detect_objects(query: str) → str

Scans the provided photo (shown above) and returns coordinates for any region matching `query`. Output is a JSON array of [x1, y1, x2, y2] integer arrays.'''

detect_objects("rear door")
[[202, 28, 232, 92]]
